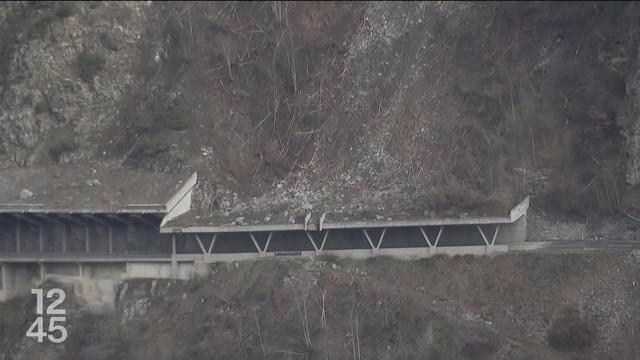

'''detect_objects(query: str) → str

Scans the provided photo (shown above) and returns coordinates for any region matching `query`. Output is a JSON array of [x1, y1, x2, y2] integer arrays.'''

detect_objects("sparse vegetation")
[[156, 99, 194, 131], [26, 11, 55, 39], [33, 100, 49, 114], [48, 138, 77, 163], [76, 49, 106, 83], [99, 32, 119, 52], [55, 2, 77, 18], [2, 254, 634, 359], [547, 306, 596, 352], [132, 137, 170, 160]]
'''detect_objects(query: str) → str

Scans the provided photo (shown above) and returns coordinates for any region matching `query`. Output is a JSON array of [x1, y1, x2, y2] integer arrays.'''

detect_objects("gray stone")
[[85, 179, 102, 187], [19, 189, 33, 200]]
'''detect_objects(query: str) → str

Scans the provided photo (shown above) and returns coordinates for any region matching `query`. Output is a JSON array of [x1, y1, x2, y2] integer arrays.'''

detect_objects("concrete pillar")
[[16, 220, 20, 253], [171, 235, 178, 278], [0, 263, 14, 301], [39, 226, 44, 253], [62, 223, 68, 253], [108, 225, 113, 254], [85, 225, 90, 253], [434, 226, 444, 248], [1, 264, 5, 290], [39, 263, 46, 282], [79, 263, 84, 278], [264, 233, 271, 254], [0, 264, 7, 301]]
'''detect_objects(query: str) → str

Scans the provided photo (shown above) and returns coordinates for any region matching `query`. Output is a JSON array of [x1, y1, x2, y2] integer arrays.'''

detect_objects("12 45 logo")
[[26, 288, 67, 343]]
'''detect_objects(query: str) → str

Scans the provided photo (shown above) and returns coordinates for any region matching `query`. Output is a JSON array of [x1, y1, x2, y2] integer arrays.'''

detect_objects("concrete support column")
[[194, 234, 207, 255], [78, 263, 84, 278], [0, 263, 15, 300], [108, 225, 113, 254], [249, 233, 265, 257], [492, 225, 500, 245], [39, 263, 46, 282], [62, 223, 68, 253], [320, 230, 330, 251], [1, 264, 5, 290], [0, 263, 9, 300], [85, 225, 90, 254], [305, 231, 319, 252], [377, 228, 387, 249], [15, 220, 20, 253], [419, 227, 433, 248], [362, 229, 376, 250], [263, 233, 271, 253], [39, 226, 44, 253], [171, 234, 178, 278], [434, 226, 444, 248]]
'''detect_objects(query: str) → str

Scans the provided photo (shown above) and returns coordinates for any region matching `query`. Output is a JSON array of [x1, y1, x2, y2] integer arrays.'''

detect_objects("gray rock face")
[[19, 189, 34, 200], [0, 2, 150, 167]]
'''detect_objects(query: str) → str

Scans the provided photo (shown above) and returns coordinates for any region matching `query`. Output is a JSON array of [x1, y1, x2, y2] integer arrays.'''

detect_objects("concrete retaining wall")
[[495, 215, 526, 244]]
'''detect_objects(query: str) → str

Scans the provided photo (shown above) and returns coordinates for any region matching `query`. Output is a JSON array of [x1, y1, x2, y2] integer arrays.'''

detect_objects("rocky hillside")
[[2, 2, 640, 224], [2, 3, 640, 359], [1, 254, 640, 359]]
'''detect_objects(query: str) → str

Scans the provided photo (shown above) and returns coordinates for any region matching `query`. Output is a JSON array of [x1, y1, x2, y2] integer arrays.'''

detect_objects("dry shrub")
[[543, 169, 622, 218], [547, 306, 596, 352]]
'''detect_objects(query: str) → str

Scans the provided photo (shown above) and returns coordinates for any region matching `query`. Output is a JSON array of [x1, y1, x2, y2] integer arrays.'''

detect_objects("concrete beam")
[[0, 255, 172, 263], [0, 207, 166, 214]]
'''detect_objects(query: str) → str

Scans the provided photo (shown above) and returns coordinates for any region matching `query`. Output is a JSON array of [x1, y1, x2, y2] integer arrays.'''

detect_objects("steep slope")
[[3, 2, 640, 226], [2, 254, 639, 359]]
